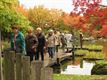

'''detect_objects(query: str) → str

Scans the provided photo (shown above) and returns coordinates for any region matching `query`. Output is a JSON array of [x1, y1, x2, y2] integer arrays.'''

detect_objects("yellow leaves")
[[28, 6, 63, 28]]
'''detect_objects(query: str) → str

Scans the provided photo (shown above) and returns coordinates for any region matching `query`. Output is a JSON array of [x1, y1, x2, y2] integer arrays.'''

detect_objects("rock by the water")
[[91, 64, 107, 75]]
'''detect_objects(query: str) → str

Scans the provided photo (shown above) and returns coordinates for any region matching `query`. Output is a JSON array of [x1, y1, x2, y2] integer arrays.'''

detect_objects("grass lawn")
[[54, 74, 107, 80]]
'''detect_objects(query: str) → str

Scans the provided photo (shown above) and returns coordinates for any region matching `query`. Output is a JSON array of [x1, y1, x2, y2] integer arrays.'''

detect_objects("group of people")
[[10, 24, 73, 62]]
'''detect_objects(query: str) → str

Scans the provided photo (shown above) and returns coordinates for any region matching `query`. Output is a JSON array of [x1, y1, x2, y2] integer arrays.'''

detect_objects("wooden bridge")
[[44, 49, 72, 67]]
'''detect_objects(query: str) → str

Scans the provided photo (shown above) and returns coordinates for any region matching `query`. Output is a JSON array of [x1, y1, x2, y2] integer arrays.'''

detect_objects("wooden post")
[[56, 58, 60, 64], [31, 61, 43, 80], [80, 59, 83, 68], [0, 29, 1, 80], [80, 33, 83, 49], [3, 51, 15, 80], [72, 45, 75, 60], [22, 56, 30, 80], [16, 53, 23, 80], [0, 56, 1, 80], [41, 67, 53, 80]]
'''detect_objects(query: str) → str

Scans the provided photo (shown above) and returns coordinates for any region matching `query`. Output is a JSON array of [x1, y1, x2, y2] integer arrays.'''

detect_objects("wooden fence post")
[[16, 53, 23, 80], [80, 33, 83, 49], [31, 61, 43, 80], [3, 51, 15, 80], [0, 56, 1, 80], [0, 29, 1, 80], [22, 56, 30, 80], [41, 67, 53, 80]]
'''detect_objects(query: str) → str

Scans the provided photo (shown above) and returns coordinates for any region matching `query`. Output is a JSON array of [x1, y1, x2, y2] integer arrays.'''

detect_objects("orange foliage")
[[80, 24, 88, 32], [63, 13, 81, 28], [16, 5, 28, 17], [63, 12, 88, 33]]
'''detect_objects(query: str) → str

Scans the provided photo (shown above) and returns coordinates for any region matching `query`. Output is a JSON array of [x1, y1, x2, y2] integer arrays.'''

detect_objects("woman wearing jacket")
[[47, 29, 55, 59], [10, 25, 26, 55], [25, 27, 38, 61]]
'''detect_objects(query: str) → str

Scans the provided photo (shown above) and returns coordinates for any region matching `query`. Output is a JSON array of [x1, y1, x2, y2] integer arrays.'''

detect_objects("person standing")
[[35, 27, 46, 61], [64, 32, 73, 53], [25, 27, 38, 61], [60, 33, 67, 53], [47, 29, 55, 59], [10, 24, 26, 55], [54, 30, 60, 53]]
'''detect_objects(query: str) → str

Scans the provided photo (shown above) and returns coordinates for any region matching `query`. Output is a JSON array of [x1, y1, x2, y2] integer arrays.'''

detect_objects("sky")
[[19, 0, 107, 13]]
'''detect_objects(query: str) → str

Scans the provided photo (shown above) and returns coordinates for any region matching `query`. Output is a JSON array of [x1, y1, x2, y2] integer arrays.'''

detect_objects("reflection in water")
[[52, 58, 95, 75], [61, 61, 95, 75], [52, 64, 61, 74]]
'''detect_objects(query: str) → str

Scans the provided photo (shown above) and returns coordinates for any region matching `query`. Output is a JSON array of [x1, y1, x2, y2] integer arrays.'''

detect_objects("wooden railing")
[[0, 51, 53, 80]]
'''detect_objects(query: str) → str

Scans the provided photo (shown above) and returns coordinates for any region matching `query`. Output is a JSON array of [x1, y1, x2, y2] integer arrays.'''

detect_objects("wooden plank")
[[31, 61, 43, 80], [22, 56, 30, 80], [41, 67, 53, 80], [3, 51, 15, 80], [16, 53, 23, 80], [58, 53, 72, 63]]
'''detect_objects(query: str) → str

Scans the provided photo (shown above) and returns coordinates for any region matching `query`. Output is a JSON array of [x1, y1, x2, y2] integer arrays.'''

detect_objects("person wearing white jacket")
[[47, 29, 55, 58], [64, 32, 73, 53]]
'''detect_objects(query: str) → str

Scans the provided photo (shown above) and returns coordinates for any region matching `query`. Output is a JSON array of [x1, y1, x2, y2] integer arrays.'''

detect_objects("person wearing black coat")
[[35, 27, 46, 61]]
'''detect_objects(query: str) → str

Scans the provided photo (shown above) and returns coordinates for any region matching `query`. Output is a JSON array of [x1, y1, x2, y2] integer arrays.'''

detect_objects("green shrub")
[[75, 50, 89, 56], [83, 44, 103, 50], [75, 49, 104, 59], [95, 60, 107, 65], [91, 63, 107, 75], [85, 52, 105, 59]]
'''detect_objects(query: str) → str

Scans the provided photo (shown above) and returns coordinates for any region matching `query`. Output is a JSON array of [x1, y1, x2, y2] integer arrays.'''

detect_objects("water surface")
[[61, 60, 95, 75], [52, 58, 95, 75]]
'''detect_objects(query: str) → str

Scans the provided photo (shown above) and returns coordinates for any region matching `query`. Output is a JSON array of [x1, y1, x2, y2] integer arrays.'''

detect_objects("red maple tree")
[[70, 0, 107, 37], [72, 0, 102, 14]]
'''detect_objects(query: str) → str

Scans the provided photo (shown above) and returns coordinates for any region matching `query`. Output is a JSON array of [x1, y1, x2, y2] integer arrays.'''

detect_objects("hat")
[[48, 29, 53, 33], [36, 27, 42, 31]]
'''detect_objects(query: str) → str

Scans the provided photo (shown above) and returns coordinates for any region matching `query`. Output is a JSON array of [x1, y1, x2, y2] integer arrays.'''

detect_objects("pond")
[[51, 58, 95, 75], [61, 60, 95, 75], [51, 40, 107, 75]]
